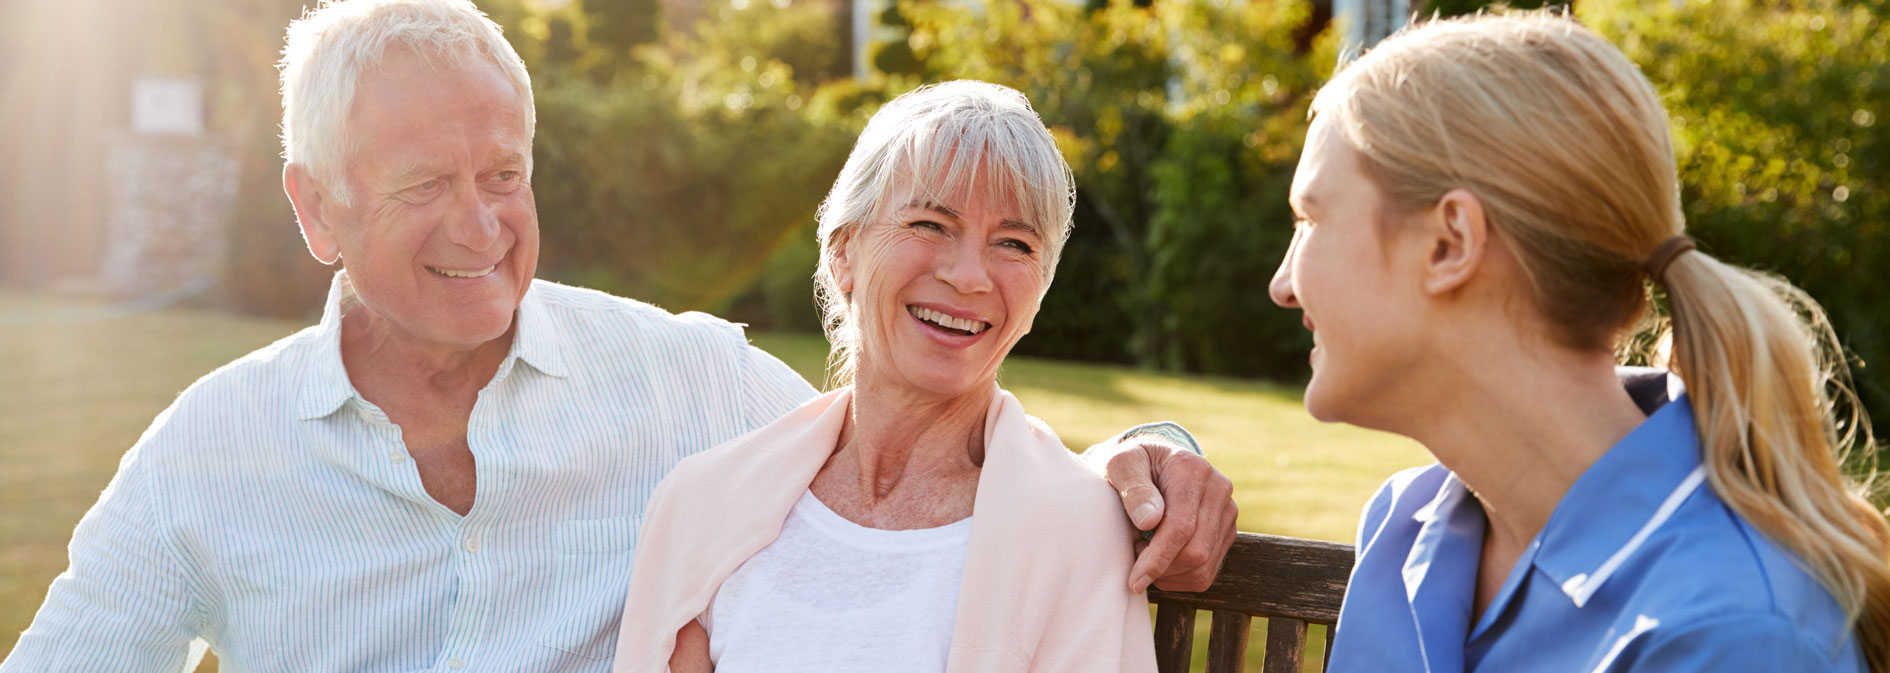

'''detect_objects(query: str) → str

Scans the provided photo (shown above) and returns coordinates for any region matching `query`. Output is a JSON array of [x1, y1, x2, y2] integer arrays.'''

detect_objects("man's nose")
[[445, 182, 502, 251]]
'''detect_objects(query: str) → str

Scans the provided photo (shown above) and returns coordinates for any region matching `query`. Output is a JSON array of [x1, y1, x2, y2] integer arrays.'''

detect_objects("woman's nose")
[[1269, 232, 1301, 308], [936, 241, 995, 295]]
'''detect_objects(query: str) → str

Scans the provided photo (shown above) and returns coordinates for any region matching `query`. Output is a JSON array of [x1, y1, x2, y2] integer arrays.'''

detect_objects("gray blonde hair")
[[813, 80, 1075, 386], [279, 0, 534, 205], [1317, 13, 1890, 670]]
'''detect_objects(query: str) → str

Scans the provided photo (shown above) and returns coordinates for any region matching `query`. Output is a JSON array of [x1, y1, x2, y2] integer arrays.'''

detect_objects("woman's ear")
[[1420, 188, 1489, 295], [829, 228, 856, 295]]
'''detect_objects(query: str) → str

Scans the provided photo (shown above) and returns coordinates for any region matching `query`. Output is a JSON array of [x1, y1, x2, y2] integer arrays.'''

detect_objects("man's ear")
[[284, 163, 341, 265], [1419, 188, 1488, 296]]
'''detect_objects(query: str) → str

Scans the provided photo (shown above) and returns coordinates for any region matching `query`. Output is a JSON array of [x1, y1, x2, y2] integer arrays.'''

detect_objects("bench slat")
[[1154, 602, 1198, 673], [1149, 532, 1354, 624], [1205, 610, 1251, 673], [1322, 623, 1336, 672], [1262, 617, 1307, 673]]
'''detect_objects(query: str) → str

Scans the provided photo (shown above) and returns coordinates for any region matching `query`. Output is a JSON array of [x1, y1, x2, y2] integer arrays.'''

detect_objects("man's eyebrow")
[[387, 163, 445, 187], [489, 150, 528, 168]]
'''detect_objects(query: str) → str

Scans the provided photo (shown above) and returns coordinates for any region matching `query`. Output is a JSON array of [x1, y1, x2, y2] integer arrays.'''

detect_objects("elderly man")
[[0, 0, 1236, 670]]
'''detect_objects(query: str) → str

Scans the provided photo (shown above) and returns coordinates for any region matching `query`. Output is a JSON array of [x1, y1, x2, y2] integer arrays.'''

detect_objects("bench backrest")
[[1147, 532, 1356, 673]]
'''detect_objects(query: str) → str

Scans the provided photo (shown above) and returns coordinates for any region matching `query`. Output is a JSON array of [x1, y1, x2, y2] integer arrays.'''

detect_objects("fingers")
[[1154, 489, 1237, 593], [1129, 498, 1195, 593], [1139, 450, 1240, 593], [1106, 446, 1165, 531]]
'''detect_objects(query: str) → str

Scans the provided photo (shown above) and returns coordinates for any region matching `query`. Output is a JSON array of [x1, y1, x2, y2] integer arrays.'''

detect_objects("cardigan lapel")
[[945, 387, 1070, 672], [613, 388, 851, 673]]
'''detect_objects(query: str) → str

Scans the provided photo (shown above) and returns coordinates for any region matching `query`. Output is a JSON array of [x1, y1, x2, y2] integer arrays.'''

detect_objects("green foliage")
[[881, 0, 1333, 375], [505, 0, 1886, 440], [1421, 0, 1558, 18], [526, 0, 868, 319], [1583, 0, 1890, 444], [582, 0, 662, 55]]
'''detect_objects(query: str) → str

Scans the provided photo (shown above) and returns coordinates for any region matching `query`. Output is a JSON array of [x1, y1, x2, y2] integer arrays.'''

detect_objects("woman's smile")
[[907, 302, 993, 347]]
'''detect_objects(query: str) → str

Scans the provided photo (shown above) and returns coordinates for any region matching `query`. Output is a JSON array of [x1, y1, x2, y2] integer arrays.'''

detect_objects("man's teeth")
[[429, 265, 495, 278], [909, 306, 989, 335]]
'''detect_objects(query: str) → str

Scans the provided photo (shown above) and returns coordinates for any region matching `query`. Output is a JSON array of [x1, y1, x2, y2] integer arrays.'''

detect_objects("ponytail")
[[1660, 250, 1890, 671]]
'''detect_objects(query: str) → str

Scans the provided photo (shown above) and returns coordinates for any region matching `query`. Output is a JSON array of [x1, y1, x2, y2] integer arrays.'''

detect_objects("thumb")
[[1106, 448, 1164, 531]]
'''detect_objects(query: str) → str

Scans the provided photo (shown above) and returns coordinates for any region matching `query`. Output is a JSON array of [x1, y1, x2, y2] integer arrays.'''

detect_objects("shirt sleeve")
[[1077, 421, 1205, 470], [1, 453, 203, 672], [736, 339, 818, 433], [1625, 614, 1840, 673]]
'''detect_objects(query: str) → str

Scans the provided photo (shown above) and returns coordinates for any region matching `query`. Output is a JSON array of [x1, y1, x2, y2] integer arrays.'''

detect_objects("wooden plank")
[[1204, 610, 1252, 673], [1262, 617, 1308, 673], [1153, 603, 1197, 673], [1322, 623, 1336, 672], [1149, 533, 1355, 624]]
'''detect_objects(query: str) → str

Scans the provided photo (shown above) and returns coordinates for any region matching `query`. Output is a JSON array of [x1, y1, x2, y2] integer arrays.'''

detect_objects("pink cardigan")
[[611, 386, 1156, 672]]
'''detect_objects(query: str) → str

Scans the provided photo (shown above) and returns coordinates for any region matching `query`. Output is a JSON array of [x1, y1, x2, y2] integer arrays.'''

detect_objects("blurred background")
[[2, 0, 1885, 424], [0, 0, 1886, 667]]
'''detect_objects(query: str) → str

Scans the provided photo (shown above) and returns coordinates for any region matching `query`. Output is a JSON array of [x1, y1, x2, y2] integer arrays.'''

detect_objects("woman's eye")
[[910, 220, 944, 231], [1000, 239, 1035, 255]]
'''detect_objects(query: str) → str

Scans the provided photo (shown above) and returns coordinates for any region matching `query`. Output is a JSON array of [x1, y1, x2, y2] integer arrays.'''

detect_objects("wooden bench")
[[1147, 532, 1356, 673]]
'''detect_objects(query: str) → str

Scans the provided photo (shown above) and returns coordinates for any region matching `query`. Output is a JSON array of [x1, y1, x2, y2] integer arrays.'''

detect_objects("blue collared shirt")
[[2, 272, 818, 672], [1328, 385, 1865, 673]]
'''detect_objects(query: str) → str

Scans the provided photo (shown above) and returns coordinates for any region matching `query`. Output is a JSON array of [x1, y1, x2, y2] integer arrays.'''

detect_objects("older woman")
[[611, 80, 1157, 672], [1271, 13, 1888, 673]]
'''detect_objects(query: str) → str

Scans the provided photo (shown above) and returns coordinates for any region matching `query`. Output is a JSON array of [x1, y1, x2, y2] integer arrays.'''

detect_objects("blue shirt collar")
[[1532, 390, 1708, 607], [295, 271, 567, 420]]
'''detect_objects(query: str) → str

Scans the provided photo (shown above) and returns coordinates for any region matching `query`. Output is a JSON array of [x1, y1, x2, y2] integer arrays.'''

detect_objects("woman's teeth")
[[909, 306, 989, 335], [428, 265, 496, 278]]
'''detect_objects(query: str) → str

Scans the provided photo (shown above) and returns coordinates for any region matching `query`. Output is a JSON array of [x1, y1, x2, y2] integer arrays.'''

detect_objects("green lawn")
[[0, 293, 1430, 669]]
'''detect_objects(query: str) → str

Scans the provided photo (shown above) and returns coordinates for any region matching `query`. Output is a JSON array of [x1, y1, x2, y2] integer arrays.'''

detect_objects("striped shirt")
[[1, 272, 817, 673]]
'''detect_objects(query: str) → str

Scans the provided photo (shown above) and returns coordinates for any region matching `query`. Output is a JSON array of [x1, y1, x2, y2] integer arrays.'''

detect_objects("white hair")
[[812, 80, 1076, 386], [278, 0, 534, 205]]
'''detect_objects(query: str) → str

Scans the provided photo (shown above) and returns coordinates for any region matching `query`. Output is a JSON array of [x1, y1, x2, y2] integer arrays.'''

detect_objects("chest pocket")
[[539, 516, 641, 660]]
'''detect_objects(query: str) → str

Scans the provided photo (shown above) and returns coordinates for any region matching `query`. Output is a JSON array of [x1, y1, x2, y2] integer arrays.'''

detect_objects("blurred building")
[[0, 0, 328, 312]]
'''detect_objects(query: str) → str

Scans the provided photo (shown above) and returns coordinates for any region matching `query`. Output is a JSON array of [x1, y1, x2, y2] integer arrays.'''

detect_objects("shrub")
[[1584, 0, 1889, 449]]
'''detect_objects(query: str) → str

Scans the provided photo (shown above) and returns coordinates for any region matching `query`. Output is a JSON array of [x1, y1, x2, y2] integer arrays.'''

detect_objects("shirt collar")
[[1531, 387, 1709, 607], [295, 271, 567, 421], [511, 281, 568, 379]]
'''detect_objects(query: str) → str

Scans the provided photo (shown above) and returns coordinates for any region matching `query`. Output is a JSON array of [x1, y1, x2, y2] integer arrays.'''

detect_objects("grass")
[[0, 293, 1430, 670]]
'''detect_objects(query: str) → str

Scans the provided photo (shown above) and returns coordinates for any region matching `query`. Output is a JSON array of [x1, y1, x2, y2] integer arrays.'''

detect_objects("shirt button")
[[463, 535, 479, 553], [389, 450, 405, 463], [448, 657, 466, 669]]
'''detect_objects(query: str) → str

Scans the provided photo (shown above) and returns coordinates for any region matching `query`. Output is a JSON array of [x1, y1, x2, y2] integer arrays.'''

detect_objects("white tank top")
[[703, 490, 973, 673]]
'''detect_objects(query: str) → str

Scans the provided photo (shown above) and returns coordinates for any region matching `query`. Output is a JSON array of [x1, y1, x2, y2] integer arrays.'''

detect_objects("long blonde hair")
[[1313, 13, 1889, 669]]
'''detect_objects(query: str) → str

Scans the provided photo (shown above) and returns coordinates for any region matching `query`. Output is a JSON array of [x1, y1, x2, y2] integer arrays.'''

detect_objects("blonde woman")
[[1268, 13, 1889, 673], [611, 81, 1158, 672]]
